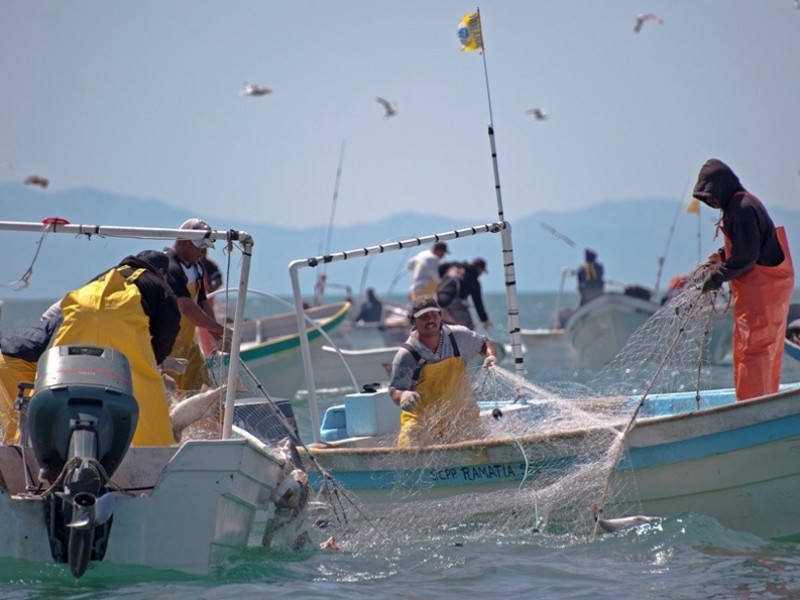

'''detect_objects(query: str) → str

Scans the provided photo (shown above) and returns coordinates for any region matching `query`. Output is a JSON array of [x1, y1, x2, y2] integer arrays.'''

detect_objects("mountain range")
[[1, 183, 798, 300]]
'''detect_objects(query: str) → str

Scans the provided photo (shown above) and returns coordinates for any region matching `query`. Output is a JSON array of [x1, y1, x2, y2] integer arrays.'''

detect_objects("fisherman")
[[196, 251, 224, 356], [436, 257, 492, 331], [0, 307, 61, 444], [51, 250, 181, 446], [408, 241, 449, 301], [389, 295, 497, 447], [353, 288, 383, 323], [165, 219, 231, 391], [693, 158, 794, 400], [577, 248, 605, 306]]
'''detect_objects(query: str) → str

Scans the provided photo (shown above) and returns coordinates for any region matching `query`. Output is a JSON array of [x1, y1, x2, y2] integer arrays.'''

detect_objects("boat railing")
[[0, 219, 254, 440]]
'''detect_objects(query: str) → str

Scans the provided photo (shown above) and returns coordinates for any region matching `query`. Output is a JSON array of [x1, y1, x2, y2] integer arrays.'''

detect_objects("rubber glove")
[[217, 326, 235, 353], [399, 390, 421, 413], [482, 355, 498, 369], [701, 273, 723, 294]]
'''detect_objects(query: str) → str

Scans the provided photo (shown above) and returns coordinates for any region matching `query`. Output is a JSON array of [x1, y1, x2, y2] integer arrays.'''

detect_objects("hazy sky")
[[2, 1, 798, 230]]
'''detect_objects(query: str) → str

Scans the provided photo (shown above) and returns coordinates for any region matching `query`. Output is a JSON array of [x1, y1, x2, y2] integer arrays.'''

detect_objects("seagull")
[[526, 108, 548, 120], [375, 97, 398, 117], [240, 82, 272, 97], [634, 13, 664, 33], [0, 161, 13, 169], [24, 175, 49, 188]]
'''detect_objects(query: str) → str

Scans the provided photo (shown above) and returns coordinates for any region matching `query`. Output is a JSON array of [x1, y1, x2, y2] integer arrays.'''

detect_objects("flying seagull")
[[24, 175, 49, 188], [540, 222, 576, 248], [634, 13, 664, 33], [241, 82, 272, 96], [526, 108, 548, 120], [375, 97, 398, 117]]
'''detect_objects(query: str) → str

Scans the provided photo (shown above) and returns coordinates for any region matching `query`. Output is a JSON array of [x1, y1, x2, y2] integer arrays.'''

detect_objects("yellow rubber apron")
[[170, 274, 212, 392], [0, 354, 38, 444], [724, 224, 795, 400], [397, 356, 480, 447], [54, 267, 174, 446]]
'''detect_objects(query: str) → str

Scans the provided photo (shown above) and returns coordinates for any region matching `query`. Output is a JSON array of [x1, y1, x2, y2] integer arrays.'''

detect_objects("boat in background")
[[786, 303, 800, 363], [210, 289, 350, 399], [0, 220, 311, 577]]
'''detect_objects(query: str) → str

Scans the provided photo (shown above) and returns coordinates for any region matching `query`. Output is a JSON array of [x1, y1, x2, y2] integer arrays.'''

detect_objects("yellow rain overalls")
[[53, 267, 174, 446], [0, 354, 37, 444], [724, 224, 795, 400], [397, 334, 481, 447], [169, 272, 213, 392]]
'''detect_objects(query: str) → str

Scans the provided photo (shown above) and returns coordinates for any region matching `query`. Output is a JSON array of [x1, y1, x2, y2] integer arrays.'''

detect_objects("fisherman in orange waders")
[[693, 158, 795, 401], [389, 295, 497, 447], [52, 251, 181, 446]]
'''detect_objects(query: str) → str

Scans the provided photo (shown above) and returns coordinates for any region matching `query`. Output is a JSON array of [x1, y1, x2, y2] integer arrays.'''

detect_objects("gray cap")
[[180, 218, 215, 249]]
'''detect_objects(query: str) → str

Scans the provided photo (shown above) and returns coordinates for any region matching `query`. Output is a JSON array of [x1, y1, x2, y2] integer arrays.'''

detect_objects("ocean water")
[[2, 292, 800, 598]]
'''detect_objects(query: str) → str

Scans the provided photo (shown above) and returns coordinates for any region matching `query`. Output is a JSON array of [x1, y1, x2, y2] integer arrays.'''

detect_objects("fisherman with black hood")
[[692, 158, 794, 401]]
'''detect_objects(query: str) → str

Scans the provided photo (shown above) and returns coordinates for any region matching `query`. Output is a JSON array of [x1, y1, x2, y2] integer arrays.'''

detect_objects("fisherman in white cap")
[[164, 218, 231, 391]]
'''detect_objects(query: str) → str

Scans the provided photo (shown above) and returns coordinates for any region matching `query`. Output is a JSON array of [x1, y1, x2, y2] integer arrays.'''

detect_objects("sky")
[[1, 1, 799, 231]]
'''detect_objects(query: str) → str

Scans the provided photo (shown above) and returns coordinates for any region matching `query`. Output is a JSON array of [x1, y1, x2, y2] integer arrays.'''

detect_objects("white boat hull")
[[305, 385, 800, 540], [0, 439, 298, 574]]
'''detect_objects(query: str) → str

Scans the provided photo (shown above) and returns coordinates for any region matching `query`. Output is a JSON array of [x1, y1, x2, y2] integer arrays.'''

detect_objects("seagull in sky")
[[241, 82, 272, 96], [526, 108, 548, 120], [0, 161, 13, 170], [24, 175, 49, 188], [634, 13, 664, 33], [375, 97, 398, 117]]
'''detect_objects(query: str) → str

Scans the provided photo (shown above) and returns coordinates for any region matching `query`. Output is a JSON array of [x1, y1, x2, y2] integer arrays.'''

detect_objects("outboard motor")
[[27, 345, 139, 578]]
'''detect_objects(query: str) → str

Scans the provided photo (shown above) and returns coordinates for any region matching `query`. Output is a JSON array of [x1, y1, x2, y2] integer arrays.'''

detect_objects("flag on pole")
[[685, 198, 701, 214], [457, 11, 483, 52]]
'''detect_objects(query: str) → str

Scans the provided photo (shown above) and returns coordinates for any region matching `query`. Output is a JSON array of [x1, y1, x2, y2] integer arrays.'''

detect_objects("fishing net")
[[299, 265, 738, 550]]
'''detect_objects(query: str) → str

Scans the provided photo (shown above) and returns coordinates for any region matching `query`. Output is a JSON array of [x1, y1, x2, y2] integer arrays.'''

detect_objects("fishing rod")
[[314, 139, 347, 306], [652, 180, 691, 300]]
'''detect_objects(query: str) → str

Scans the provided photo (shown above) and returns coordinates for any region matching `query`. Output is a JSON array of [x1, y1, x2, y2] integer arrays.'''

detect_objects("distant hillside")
[[0, 184, 798, 300]]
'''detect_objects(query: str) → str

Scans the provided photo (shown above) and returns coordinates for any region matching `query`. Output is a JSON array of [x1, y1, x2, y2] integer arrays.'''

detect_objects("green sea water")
[[2, 292, 800, 598]]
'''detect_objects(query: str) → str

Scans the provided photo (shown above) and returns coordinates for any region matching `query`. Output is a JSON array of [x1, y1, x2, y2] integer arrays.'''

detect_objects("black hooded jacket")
[[692, 158, 784, 283]]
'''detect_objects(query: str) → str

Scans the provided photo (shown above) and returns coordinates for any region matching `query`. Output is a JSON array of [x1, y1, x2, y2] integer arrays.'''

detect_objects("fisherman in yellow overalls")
[[52, 251, 181, 447], [164, 219, 230, 392], [389, 295, 497, 447], [0, 309, 61, 443]]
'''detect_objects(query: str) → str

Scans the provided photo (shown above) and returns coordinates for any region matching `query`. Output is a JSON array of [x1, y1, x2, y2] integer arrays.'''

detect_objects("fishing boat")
[[0, 220, 311, 577], [786, 304, 800, 363], [572, 283, 734, 368], [209, 289, 350, 399], [306, 381, 800, 541]]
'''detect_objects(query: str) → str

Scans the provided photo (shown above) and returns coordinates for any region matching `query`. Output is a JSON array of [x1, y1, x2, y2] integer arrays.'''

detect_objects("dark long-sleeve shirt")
[[438, 262, 489, 324]]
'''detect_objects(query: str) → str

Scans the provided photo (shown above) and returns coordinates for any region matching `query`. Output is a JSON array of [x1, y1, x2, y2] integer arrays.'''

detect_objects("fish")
[[169, 384, 225, 438], [594, 506, 660, 533]]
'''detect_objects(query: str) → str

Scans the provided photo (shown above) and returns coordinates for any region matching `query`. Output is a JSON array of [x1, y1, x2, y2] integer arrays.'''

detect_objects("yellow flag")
[[457, 11, 483, 52], [685, 198, 701, 214]]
